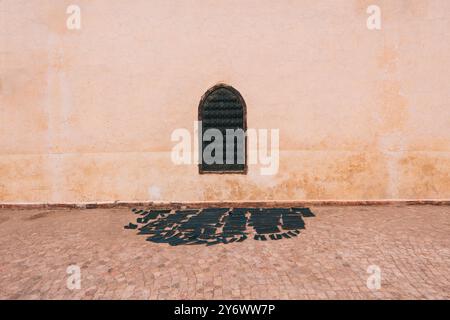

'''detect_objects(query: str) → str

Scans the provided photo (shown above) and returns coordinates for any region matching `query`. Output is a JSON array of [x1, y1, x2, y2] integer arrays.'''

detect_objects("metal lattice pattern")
[[199, 86, 246, 173]]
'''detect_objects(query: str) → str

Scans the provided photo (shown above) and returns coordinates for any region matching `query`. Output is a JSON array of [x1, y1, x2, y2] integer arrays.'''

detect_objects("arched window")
[[198, 84, 247, 174]]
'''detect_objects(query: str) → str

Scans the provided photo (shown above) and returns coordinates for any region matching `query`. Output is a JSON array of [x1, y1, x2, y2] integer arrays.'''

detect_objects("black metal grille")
[[199, 85, 246, 173]]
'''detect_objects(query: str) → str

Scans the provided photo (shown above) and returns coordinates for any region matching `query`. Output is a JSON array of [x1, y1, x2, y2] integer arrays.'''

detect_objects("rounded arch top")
[[197, 83, 247, 174], [198, 83, 247, 125]]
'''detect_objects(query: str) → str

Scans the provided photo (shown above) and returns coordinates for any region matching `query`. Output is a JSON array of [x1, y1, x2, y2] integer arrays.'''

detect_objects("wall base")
[[1, 199, 449, 210]]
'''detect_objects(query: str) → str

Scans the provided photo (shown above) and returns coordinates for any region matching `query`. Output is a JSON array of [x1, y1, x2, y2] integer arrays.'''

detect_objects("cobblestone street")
[[0, 205, 448, 299]]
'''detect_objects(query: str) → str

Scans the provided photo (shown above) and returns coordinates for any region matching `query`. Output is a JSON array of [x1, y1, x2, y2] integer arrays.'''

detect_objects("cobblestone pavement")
[[0, 205, 448, 299]]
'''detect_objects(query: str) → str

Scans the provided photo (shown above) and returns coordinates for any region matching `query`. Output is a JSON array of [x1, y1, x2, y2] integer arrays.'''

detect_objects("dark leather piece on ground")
[[126, 207, 315, 246]]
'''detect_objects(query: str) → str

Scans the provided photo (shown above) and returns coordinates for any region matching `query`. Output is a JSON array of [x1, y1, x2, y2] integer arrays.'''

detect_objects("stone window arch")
[[198, 84, 247, 174]]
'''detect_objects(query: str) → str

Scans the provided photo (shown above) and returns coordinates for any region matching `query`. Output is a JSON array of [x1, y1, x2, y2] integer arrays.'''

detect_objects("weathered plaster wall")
[[1, 0, 449, 203]]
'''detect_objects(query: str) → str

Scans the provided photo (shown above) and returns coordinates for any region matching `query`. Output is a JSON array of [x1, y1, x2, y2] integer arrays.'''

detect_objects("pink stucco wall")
[[1, 0, 449, 203]]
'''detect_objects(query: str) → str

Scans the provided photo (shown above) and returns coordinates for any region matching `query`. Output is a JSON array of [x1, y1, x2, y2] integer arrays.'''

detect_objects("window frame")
[[198, 83, 248, 175]]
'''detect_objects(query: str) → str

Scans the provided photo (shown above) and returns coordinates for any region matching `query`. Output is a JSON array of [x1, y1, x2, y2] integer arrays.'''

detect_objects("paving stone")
[[0, 206, 448, 299]]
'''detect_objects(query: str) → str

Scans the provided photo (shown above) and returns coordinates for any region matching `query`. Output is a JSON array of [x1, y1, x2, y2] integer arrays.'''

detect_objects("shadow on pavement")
[[125, 207, 315, 246]]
